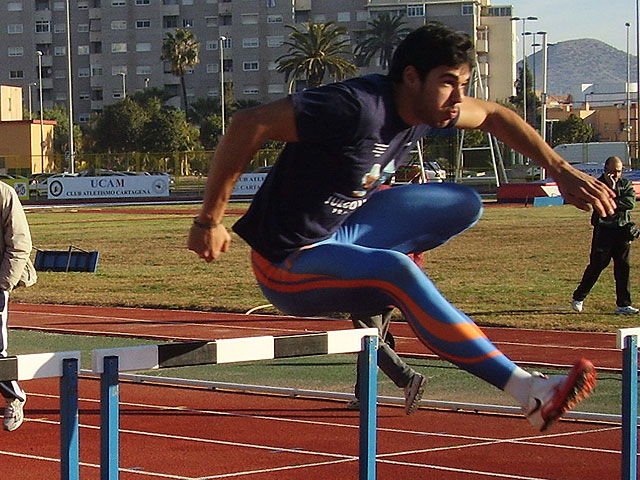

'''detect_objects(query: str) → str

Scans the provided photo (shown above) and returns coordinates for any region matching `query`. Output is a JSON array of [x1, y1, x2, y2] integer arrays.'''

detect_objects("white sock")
[[503, 367, 533, 406]]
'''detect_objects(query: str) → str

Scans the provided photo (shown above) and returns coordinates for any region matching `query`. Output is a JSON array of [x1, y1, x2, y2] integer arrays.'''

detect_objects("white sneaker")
[[3, 397, 26, 432], [404, 373, 426, 415], [524, 359, 596, 432], [616, 305, 639, 315], [571, 300, 583, 313]]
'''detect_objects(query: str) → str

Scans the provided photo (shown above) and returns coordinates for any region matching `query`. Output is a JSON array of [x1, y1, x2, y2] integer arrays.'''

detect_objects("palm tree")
[[276, 22, 357, 91], [161, 28, 200, 121], [354, 14, 411, 71]]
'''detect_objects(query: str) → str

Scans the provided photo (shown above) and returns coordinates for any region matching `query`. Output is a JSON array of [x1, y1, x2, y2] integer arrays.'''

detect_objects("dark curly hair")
[[388, 22, 475, 83]]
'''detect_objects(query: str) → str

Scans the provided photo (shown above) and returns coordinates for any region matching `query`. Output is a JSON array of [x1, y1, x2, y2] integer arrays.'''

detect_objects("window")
[[54, 46, 66, 56], [77, 1, 89, 8], [78, 24, 90, 32], [78, 68, 90, 78], [183, 19, 194, 28], [8, 3, 23, 12], [111, 43, 127, 53], [55, 92, 67, 101], [91, 65, 103, 76], [91, 42, 102, 54], [220, 15, 232, 25], [10, 71, 24, 79], [243, 86, 259, 95], [461, 2, 474, 15], [135, 0, 150, 4], [91, 90, 103, 101], [242, 38, 259, 48], [221, 37, 232, 49], [313, 14, 326, 23], [8, 24, 23, 34], [356, 11, 368, 22], [54, 69, 66, 78], [136, 42, 151, 52], [266, 36, 284, 48], [78, 114, 91, 124], [111, 21, 126, 30], [136, 65, 151, 75], [53, 1, 65, 10], [206, 63, 218, 73], [112, 0, 126, 5], [136, 20, 151, 29], [78, 45, 90, 55], [182, 0, 193, 4], [8, 47, 24, 57], [112, 65, 127, 75], [206, 41, 218, 50], [163, 0, 178, 4], [207, 89, 219, 97], [266, 15, 282, 23], [266, 0, 275, 6], [407, 5, 424, 17], [36, 21, 51, 33], [268, 84, 284, 94], [79, 92, 90, 100], [54, 24, 66, 33], [337, 12, 350, 22], [243, 61, 259, 71], [205, 16, 217, 27], [164, 16, 178, 28]]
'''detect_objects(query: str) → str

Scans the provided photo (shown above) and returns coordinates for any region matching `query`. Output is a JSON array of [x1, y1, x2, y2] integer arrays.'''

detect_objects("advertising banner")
[[47, 175, 170, 199], [231, 173, 267, 198]]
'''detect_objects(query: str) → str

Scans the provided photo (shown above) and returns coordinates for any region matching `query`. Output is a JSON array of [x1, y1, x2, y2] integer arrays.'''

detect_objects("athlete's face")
[[410, 64, 471, 128]]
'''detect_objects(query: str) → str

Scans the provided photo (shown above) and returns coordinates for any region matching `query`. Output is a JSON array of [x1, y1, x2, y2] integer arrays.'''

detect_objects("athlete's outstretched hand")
[[552, 165, 617, 218], [188, 223, 231, 262]]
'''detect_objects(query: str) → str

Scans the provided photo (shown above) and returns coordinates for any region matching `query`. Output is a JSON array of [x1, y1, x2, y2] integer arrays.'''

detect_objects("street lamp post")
[[538, 31, 549, 179], [118, 72, 126, 98], [65, 0, 75, 174], [36, 51, 45, 174], [27, 82, 37, 120], [626, 22, 632, 153], [510, 16, 537, 125], [144, 77, 150, 89], [219, 36, 227, 135]]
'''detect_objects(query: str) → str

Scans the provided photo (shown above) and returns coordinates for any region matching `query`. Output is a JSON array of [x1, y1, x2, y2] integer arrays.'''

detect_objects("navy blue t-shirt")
[[233, 74, 438, 263]]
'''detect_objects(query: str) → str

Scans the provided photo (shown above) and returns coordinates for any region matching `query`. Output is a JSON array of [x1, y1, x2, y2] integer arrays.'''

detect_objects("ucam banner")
[[231, 173, 267, 199], [47, 175, 170, 199]]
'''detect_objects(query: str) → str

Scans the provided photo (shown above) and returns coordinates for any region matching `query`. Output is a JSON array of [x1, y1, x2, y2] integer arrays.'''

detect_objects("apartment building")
[[1, 0, 515, 125]]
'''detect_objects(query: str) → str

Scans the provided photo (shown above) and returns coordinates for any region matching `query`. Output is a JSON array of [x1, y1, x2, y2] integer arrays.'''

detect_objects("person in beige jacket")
[[0, 182, 37, 431]]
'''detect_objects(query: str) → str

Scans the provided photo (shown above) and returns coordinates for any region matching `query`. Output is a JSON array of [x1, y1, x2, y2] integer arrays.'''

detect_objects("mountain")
[[520, 38, 637, 101]]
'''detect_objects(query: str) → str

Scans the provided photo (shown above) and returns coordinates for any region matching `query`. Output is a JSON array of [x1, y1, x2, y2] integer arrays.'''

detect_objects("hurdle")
[[0, 350, 81, 480], [92, 328, 379, 480], [617, 327, 640, 480]]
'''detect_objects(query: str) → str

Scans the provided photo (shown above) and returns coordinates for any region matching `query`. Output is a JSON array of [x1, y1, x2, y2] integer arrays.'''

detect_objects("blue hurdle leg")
[[358, 335, 378, 480], [622, 335, 638, 480], [101, 356, 120, 480], [60, 358, 79, 480]]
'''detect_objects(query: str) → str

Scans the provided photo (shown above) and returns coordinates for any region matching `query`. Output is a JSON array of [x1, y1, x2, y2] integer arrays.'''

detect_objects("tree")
[[276, 22, 357, 91], [509, 65, 539, 126], [90, 98, 150, 153], [188, 97, 221, 126], [43, 104, 84, 156], [550, 114, 594, 147], [354, 14, 411, 71], [161, 28, 200, 120]]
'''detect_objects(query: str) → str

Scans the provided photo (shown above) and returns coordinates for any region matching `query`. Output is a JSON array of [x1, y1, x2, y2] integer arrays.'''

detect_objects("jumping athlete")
[[189, 23, 613, 430]]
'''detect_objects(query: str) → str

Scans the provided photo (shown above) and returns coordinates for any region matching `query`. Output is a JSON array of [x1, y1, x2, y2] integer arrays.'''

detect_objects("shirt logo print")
[[372, 143, 389, 158]]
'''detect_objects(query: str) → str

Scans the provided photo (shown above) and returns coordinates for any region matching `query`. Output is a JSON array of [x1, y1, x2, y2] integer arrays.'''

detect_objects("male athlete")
[[189, 23, 613, 430]]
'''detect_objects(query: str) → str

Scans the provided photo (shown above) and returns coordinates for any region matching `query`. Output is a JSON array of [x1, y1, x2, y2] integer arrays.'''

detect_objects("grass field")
[[12, 201, 640, 332]]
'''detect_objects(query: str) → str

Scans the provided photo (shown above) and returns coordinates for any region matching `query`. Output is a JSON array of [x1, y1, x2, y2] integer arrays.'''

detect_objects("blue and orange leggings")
[[251, 183, 517, 390]]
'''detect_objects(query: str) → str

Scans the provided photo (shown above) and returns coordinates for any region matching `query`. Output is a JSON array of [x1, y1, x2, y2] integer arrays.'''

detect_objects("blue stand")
[[358, 335, 378, 480], [60, 358, 79, 480], [101, 356, 120, 480], [622, 335, 638, 480]]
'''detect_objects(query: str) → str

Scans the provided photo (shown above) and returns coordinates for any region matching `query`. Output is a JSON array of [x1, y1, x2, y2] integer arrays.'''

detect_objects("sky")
[[507, 0, 637, 54]]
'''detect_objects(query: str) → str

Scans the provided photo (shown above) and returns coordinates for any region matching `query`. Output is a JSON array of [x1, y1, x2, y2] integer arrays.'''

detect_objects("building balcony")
[[218, 2, 232, 15], [476, 39, 488, 54], [35, 32, 53, 45], [89, 8, 101, 19], [162, 4, 180, 16], [294, 0, 312, 11]]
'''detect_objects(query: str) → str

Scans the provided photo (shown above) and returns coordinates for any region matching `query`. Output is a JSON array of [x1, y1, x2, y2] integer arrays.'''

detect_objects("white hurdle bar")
[[617, 327, 640, 480], [92, 328, 379, 480], [0, 351, 81, 480]]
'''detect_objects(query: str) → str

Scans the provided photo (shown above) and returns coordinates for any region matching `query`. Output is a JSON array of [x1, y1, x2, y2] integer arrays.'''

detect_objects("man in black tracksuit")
[[572, 156, 638, 315]]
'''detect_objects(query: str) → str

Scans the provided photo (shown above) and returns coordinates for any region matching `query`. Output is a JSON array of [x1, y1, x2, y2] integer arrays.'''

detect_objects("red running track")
[[1, 302, 627, 479]]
